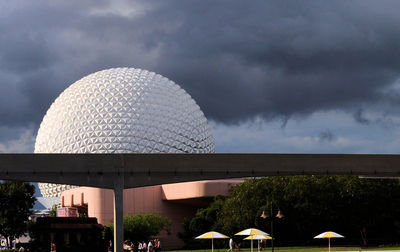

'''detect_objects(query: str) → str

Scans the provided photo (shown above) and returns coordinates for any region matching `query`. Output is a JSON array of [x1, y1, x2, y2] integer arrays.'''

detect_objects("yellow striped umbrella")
[[235, 228, 269, 252], [195, 231, 230, 252], [244, 234, 272, 240], [314, 231, 344, 252], [235, 228, 269, 236], [244, 235, 273, 252]]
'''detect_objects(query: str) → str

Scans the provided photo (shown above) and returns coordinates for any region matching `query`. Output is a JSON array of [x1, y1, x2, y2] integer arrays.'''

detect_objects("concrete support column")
[[113, 172, 124, 252]]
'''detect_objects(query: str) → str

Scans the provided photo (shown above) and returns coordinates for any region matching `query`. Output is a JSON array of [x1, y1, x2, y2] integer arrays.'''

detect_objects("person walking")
[[138, 241, 143, 252], [155, 239, 161, 252], [107, 240, 112, 252], [147, 240, 153, 252], [142, 241, 147, 252], [228, 238, 233, 252], [50, 242, 56, 252]]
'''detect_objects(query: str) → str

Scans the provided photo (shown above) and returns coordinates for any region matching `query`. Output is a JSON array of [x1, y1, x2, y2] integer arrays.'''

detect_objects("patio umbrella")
[[235, 228, 269, 236], [195, 231, 230, 252], [235, 228, 269, 252], [314, 231, 344, 252], [244, 234, 272, 252]]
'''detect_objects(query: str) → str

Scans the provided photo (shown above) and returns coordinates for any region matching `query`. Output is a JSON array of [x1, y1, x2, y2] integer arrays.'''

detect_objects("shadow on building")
[[29, 217, 104, 252]]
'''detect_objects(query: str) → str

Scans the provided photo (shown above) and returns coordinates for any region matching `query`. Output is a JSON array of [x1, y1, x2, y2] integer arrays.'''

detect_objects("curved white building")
[[35, 67, 215, 197]]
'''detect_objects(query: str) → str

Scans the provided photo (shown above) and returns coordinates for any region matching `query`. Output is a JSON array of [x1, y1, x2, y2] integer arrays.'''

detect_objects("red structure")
[[57, 207, 78, 217]]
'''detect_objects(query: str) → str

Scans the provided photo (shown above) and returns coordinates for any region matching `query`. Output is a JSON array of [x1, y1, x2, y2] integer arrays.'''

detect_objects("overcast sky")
[[1, 0, 400, 154]]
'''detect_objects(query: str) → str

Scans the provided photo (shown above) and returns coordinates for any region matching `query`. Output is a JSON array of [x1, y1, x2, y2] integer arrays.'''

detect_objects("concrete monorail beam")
[[0, 153, 400, 188]]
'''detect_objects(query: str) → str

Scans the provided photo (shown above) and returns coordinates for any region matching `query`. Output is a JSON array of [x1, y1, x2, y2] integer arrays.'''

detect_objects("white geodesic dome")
[[35, 67, 215, 197]]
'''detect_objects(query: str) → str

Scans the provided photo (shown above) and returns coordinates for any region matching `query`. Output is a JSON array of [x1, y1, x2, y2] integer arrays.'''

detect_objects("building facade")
[[61, 180, 242, 248]]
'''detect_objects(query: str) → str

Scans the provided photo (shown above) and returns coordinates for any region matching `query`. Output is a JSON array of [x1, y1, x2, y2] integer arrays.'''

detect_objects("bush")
[[105, 213, 172, 242]]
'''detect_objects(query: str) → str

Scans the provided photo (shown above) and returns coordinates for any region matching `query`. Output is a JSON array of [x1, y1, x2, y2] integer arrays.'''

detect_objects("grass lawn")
[[168, 247, 400, 252]]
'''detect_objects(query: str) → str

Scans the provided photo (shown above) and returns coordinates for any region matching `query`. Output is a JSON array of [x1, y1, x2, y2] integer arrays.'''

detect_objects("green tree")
[[106, 213, 172, 243], [0, 181, 36, 248], [189, 195, 226, 235], [49, 204, 58, 217], [179, 195, 226, 247], [210, 176, 400, 246]]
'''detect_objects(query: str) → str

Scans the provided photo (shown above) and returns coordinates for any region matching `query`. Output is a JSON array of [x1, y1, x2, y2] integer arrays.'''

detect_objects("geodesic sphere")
[[35, 67, 215, 197]]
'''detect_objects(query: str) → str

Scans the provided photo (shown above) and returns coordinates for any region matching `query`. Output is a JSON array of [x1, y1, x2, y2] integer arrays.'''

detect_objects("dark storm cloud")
[[353, 109, 370, 125], [319, 129, 336, 143], [1, 0, 400, 129], [151, 1, 400, 123]]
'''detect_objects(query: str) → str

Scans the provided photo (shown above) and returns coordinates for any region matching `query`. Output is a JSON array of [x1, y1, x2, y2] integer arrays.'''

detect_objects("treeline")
[[180, 176, 400, 247]]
